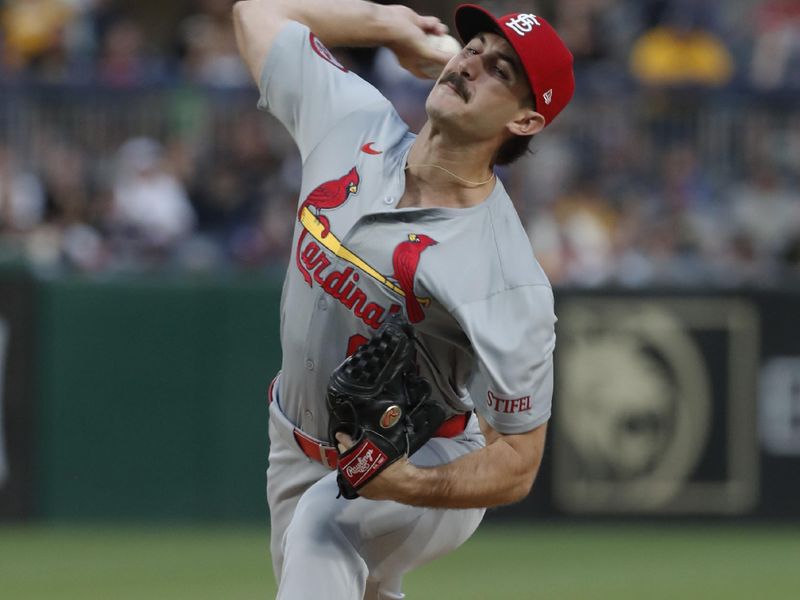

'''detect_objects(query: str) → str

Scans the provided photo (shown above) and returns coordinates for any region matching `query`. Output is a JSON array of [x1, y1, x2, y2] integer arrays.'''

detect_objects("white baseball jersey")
[[259, 21, 555, 442]]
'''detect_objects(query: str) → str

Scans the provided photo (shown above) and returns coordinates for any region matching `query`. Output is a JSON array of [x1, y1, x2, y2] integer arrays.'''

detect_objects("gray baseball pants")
[[267, 394, 485, 600]]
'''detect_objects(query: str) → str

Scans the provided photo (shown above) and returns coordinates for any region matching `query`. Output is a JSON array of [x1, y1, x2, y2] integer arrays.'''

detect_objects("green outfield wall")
[[33, 275, 282, 521], [3, 272, 800, 522]]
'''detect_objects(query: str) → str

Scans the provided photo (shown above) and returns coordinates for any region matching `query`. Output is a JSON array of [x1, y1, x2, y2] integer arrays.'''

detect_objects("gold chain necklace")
[[405, 163, 496, 188]]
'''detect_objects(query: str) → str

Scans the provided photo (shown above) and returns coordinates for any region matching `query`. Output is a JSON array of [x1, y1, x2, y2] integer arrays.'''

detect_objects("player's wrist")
[[391, 461, 442, 505], [378, 5, 450, 79], [382, 460, 418, 503], [375, 4, 416, 49]]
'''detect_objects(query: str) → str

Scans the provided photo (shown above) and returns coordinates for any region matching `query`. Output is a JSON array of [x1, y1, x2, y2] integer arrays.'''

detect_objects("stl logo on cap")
[[454, 4, 575, 126], [505, 14, 541, 36]]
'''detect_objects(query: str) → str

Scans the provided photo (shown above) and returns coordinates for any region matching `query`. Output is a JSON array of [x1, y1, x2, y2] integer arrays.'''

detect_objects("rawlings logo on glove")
[[340, 442, 388, 488], [326, 314, 446, 499]]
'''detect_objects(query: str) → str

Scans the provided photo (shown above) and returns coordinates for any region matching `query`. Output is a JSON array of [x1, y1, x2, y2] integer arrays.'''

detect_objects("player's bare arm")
[[336, 418, 548, 508], [232, 0, 452, 84]]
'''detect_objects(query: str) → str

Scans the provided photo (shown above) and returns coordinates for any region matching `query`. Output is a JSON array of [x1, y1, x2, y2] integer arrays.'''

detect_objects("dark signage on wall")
[[491, 289, 800, 522], [552, 297, 760, 515], [0, 272, 36, 520]]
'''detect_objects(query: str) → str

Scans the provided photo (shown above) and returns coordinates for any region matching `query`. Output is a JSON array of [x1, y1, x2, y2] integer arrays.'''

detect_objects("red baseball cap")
[[454, 4, 575, 126]]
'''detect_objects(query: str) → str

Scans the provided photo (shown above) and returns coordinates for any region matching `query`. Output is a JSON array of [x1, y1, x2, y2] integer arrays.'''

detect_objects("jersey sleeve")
[[454, 285, 556, 434], [257, 21, 387, 162]]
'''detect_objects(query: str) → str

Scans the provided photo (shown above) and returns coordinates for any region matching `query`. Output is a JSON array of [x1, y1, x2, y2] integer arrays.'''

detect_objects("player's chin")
[[425, 90, 466, 120]]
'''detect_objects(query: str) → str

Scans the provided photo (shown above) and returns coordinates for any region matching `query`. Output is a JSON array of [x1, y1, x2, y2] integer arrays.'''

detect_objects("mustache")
[[439, 72, 470, 102]]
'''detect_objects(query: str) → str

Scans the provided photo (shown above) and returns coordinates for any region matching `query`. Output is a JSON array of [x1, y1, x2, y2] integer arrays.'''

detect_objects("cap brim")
[[454, 4, 504, 45]]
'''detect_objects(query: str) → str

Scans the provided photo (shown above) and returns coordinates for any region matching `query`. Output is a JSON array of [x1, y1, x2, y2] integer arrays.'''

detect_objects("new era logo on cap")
[[455, 4, 575, 127]]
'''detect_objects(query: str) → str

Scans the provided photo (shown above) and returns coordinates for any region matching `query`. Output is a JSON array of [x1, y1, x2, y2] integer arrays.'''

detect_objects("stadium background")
[[1, 0, 799, 598]]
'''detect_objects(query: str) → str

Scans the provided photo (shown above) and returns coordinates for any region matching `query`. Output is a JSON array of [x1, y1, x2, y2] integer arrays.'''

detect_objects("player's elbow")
[[500, 424, 546, 504], [233, 0, 267, 12], [501, 443, 544, 504], [505, 469, 538, 504], [232, 0, 282, 34], [233, 0, 266, 27], [232, 0, 252, 22]]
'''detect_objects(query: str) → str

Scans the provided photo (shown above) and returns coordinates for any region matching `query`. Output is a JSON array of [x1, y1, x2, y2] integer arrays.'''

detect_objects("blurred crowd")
[[0, 0, 799, 286]]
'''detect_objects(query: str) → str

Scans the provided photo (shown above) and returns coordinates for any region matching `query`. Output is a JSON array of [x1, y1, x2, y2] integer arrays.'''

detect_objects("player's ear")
[[507, 109, 545, 137]]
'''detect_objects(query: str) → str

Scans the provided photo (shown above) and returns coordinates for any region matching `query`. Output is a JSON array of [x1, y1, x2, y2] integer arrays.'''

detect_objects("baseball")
[[420, 33, 462, 78]]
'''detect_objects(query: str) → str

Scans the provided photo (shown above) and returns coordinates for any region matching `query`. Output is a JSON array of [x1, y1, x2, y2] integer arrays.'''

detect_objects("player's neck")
[[401, 124, 496, 209]]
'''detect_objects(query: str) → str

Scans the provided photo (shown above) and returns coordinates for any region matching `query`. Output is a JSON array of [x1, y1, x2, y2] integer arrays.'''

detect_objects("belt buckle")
[[319, 445, 333, 468]]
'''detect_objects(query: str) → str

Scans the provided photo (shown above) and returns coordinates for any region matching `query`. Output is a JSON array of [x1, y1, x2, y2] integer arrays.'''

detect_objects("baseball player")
[[233, 1, 574, 598]]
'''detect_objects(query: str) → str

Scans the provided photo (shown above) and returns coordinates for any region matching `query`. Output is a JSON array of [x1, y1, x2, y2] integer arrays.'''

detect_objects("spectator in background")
[[526, 204, 568, 284], [176, 0, 251, 87], [527, 175, 620, 287], [630, 0, 734, 87], [191, 159, 253, 242], [110, 137, 195, 254], [98, 17, 163, 86], [549, 180, 619, 286], [0, 144, 46, 234], [0, 0, 119, 82], [729, 164, 800, 266], [0, 0, 73, 76], [41, 142, 91, 228], [228, 190, 296, 267], [555, 0, 639, 90], [191, 112, 281, 245], [750, 0, 800, 89], [655, 144, 719, 281], [0, 0, 797, 284], [39, 141, 109, 270], [62, 0, 125, 79]]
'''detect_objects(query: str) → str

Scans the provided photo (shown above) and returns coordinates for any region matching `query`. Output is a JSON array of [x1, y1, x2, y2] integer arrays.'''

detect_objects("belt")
[[267, 374, 470, 470]]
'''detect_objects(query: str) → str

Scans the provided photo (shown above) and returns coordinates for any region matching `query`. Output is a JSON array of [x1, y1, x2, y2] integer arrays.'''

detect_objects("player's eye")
[[493, 66, 509, 79], [464, 46, 479, 55]]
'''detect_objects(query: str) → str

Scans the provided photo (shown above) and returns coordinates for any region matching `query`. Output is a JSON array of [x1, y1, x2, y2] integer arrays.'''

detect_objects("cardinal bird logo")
[[391, 233, 438, 323], [296, 167, 360, 286], [310, 33, 348, 72]]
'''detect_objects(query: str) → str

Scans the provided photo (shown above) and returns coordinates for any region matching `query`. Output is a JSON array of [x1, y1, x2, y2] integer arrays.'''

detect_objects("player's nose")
[[454, 53, 478, 81]]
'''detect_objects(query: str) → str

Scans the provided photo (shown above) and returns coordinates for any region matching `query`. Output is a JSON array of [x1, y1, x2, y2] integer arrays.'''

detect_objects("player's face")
[[425, 32, 541, 142]]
